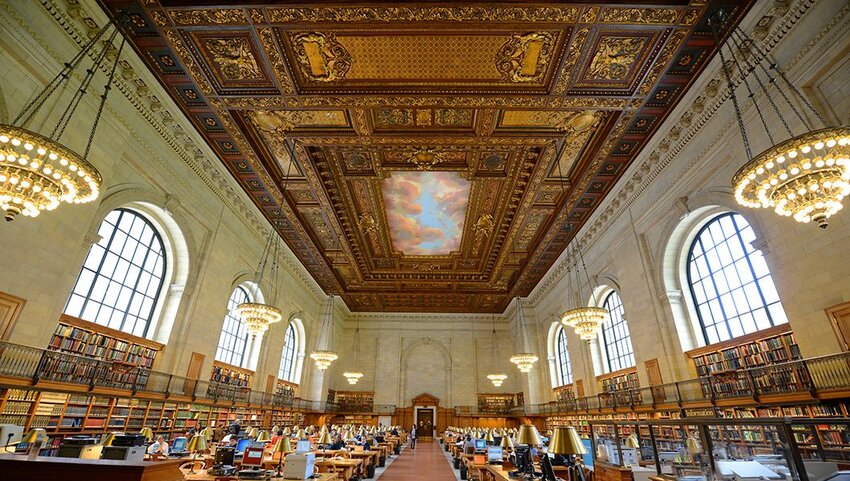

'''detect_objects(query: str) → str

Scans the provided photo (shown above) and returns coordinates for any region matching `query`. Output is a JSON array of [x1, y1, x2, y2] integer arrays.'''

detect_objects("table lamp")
[[246, 427, 258, 439], [500, 435, 514, 450], [272, 437, 292, 477], [139, 427, 154, 442], [484, 430, 495, 444], [101, 432, 118, 447], [256, 430, 270, 443], [317, 430, 332, 460], [548, 427, 586, 466], [513, 424, 542, 479], [283, 427, 292, 436], [625, 433, 640, 449], [186, 434, 207, 474], [199, 426, 213, 442], [271, 425, 279, 435], [296, 428, 306, 440], [22, 428, 46, 460], [344, 430, 355, 442]]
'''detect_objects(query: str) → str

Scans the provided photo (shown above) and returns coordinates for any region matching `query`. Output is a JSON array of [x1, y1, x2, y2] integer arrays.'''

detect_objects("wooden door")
[[826, 302, 850, 351], [645, 358, 664, 402], [0, 291, 25, 340], [416, 408, 434, 439]]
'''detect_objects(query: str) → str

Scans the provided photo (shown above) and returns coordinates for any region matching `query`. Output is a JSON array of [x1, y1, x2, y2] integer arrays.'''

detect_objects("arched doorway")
[[411, 393, 439, 441]]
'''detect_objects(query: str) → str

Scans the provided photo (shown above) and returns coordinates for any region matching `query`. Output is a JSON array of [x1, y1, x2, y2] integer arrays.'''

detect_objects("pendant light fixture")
[[310, 295, 339, 370], [703, 12, 850, 228], [234, 227, 283, 336], [343, 316, 363, 385], [486, 315, 508, 387], [0, 15, 132, 220], [509, 298, 538, 373], [560, 240, 608, 341]]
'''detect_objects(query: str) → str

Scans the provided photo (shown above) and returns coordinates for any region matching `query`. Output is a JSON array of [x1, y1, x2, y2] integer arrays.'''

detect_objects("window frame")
[[278, 322, 298, 383], [215, 286, 252, 368], [685, 212, 786, 345], [64, 208, 167, 338], [600, 290, 636, 373], [555, 326, 573, 387]]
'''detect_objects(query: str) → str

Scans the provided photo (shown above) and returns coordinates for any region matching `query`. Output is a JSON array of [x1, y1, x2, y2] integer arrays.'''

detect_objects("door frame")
[[413, 406, 436, 438]]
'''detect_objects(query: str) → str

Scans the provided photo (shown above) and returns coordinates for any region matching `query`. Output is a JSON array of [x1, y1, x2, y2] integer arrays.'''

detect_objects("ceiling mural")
[[382, 171, 471, 256], [98, 0, 753, 312]]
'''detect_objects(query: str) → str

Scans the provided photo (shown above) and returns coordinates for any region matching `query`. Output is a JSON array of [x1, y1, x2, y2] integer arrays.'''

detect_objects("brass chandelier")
[[234, 225, 283, 337], [310, 295, 339, 370], [509, 298, 538, 373], [708, 14, 850, 228], [342, 317, 363, 384], [0, 17, 131, 220], [486, 316, 507, 387], [560, 240, 607, 341]]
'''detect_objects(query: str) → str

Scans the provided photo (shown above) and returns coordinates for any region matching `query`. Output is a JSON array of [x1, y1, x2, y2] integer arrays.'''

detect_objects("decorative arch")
[[657, 189, 775, 352], [400, 338, 452, 407], [546, 321, 561, 388], [66, 187, 195, 343], [278, 313, 306, 384], [79, 187, 197, 344]]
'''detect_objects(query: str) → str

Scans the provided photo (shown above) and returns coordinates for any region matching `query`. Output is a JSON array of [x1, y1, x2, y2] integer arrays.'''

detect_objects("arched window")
[[686, 212, 787, 345], [601, 291, 635, 372], [278, 322, 298, 383], [64, 208, 166, 338], [555, 327, 573, 386], [215, 286, 252, 367]]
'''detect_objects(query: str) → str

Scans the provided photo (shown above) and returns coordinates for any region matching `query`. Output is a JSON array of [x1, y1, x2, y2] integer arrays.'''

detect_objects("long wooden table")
[[184, 470, 340, 481], [0, 454, 183, 481], [315, 457, 364, 481]]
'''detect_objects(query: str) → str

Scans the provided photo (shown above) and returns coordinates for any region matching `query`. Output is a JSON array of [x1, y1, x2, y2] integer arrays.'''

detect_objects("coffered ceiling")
[[99, 0, 752, 312]]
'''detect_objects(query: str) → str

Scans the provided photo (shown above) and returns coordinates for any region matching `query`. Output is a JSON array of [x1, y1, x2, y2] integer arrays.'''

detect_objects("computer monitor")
[[296, 440, 311, 453], [541, 453, 558, 481], [215, 446, 235, 466], [474, 439, 487, 450], [234, 438, 251, 454], [241, 446, 264, 468], [487, 446, 503, 463], [171, 437, 187, 453]]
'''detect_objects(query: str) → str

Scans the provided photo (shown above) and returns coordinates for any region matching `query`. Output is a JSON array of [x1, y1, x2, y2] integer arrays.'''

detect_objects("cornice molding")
[[528, 0, 829, 308]]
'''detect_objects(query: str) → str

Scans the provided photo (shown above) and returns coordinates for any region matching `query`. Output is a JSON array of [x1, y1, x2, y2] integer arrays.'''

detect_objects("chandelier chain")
[[12, 23, 113, 128], [84, 37, 126, 160], [726, 32, 776, 146], [717, 46, 753, 161], [50, 28, 119, 140]]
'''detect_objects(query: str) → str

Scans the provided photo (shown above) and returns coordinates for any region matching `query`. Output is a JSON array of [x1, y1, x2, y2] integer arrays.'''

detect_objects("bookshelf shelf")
[[210, 361, 252, 387], [477, 393, 522, 414], [598, 367, 640, 393], [332, 391, 374, 413], [687, 325, 800, 376]]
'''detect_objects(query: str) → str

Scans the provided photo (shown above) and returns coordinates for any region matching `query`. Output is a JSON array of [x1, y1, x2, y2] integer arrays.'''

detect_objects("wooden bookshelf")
[[276, 379, 297, 398], [598, 367, 639, 392], [333, 391, 375, 412], [49, 315, 163, 368], [210, 360, 252, 387], [686, 324, 800, 376], [554, 384, 575, 402], [477, 393, 520, 413]]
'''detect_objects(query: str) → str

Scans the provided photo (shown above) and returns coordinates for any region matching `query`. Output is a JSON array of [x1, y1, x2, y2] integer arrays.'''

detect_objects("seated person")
[[327, 434, 345, 451], [551, 453, 568, 466], [147, 435, 170, 456], [463, 436, 476, 455], [391, 428, 399, 436], [375, 433, 385, 443], [221, 433, 234, 444]]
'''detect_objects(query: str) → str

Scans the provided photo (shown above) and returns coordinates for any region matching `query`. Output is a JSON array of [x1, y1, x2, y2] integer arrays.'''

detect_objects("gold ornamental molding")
[[261, 6, 580, 24], [290, 32, 352, 82], [496, 32, 556, 83]]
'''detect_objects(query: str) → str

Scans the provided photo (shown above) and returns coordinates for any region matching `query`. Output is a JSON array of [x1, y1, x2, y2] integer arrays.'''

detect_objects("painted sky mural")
[[381, 171, 470, 255]]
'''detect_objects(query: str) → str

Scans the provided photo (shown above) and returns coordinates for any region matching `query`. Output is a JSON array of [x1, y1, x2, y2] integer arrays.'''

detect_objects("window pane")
[[216, 287, 252, 368], [279, 323, 300, 384], [601, 291, 635, 373], [63, 209, 167, 338], [686, 213, 788, 346]]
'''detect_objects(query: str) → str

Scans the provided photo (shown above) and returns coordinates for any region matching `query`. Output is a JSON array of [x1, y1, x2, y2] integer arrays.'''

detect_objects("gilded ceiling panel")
[[101, 0, 754, 312]]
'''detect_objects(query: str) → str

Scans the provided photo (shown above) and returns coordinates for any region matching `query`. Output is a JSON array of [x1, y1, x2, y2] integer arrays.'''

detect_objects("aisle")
[[377, 440, 458, 481]]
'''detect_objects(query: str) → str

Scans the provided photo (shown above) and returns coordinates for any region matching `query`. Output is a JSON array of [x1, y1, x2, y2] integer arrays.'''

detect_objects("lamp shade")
[[686, 435, 702, 455], [344, 430, 355, 442], [625, 433, 640, 449], [273, 437, 292, 454], [199, 427, 213, 441], [317, 431, 332, 445], [483, 430, 494, 443], [256, 430, 270, 443], [246, 427, 258, 438], [22, 428, 45, 444], [187, 434, 208, 453], [500, 436, 514, 449], [283, 427, 292, 436], [548, 427, 586, 455], [515, 424, 542, 446], [296, 429, 307, 439], [139, 427, 154, 441]]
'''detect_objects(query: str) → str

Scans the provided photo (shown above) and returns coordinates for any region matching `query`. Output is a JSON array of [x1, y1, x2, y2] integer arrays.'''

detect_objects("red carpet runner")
[[377, 440, 457, 481]]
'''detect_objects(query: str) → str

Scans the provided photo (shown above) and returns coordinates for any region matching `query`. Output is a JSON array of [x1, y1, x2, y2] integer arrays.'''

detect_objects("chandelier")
[[236, 224, 284, 337], [0, 17, 130, 220], [342, 317, 363, 384], [509, 298, 538, 373], [310, 295, 339, 371], [560, 239, 607, 341], [486, 316, 508, 387], [707, 14, 850, 228]]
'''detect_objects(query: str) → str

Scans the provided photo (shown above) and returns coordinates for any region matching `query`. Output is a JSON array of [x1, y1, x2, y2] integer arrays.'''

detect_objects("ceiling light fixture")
[[560, 240, 607, 341], [343, 316, 363, 385], [311, 295, 339, 371], [487, 315, 508, 387], [706, 12, 850, 229], [0, 16, 131, 220], [509, 298, 538, 373]]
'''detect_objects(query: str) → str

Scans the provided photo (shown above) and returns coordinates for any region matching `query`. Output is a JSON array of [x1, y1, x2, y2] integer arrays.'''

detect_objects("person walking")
[[409, 424, 417, 450]]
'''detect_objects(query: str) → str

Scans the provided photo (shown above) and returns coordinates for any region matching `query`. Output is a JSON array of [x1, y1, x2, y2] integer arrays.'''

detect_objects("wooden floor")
[[377, 440, 457, 481]]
